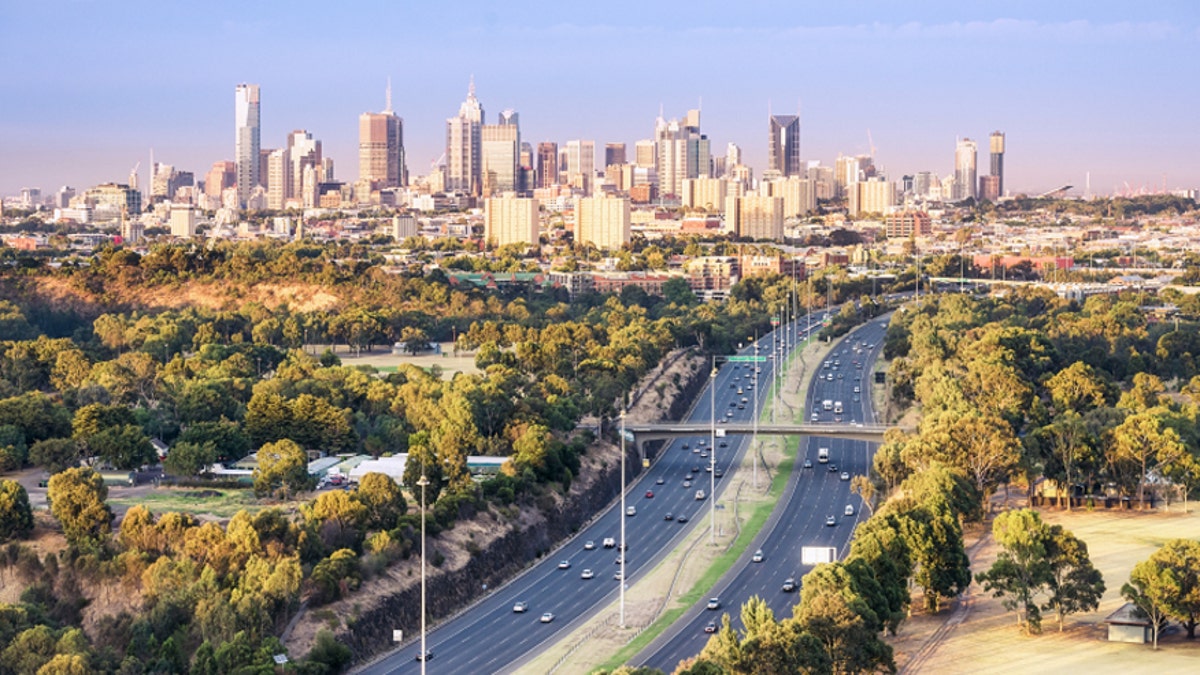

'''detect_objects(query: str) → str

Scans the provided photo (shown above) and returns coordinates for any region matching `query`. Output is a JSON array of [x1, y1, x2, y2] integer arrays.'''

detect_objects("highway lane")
[[637, 318, 889, 671], [362, 314, 830, 674]]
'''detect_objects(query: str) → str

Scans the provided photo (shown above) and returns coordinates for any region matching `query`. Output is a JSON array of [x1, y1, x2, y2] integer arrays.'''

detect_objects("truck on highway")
[[822, 399, 832, 411], [834, 401, 843, 414], [817, 447, 829, 463]]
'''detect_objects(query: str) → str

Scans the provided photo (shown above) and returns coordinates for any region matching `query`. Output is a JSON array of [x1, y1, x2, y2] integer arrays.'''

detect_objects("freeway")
[[637, 318, 890, 671], [361, 313, 831, 674]]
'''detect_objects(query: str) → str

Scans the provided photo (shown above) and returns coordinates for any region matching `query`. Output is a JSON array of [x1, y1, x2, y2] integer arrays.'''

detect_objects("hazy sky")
[[2, 1, 1198, 198]]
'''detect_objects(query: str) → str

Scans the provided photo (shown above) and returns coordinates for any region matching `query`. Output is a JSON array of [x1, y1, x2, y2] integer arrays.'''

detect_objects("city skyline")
[[2, 1, 1198, 198]]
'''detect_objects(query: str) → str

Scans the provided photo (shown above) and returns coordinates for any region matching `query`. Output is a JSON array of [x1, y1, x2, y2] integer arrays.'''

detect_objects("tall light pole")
[[752, 336, 759, 490], [417, 474, 429, 673], [709, 364, 717, 545], [619, 408, 626, 629]]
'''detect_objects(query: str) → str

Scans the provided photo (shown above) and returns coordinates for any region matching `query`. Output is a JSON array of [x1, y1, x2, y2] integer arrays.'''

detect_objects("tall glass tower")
[[235, 84, 261, 208]]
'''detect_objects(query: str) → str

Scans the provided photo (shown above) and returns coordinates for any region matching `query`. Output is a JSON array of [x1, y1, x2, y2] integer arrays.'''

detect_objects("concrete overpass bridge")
[[623, 422, 903, 456]]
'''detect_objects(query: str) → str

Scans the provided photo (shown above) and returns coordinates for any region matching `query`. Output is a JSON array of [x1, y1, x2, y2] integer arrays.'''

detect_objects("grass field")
[[107, 488, 275, 519]]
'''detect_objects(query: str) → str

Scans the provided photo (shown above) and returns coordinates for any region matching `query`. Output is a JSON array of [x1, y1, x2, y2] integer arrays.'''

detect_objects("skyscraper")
[[235, 84, 261, 208], [954, 138, 978, 202], [566, 140, 595, 193], [655, 110, 710, 200], [537, 142, 558, 188], [767, 115, 801, 177], [446, 79, 484, 196], [605, 143, 626, 169], [482, 122, 519, 196], [989, 131, 1005, 197], [358, 83, 406, 195], [287, 130, 322, 205], [634, 140, 656, 168], [575, 195, 631, 249]]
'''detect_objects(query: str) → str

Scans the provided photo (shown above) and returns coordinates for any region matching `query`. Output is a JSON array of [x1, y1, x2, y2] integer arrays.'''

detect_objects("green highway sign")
[[727, 355, 767, 363]]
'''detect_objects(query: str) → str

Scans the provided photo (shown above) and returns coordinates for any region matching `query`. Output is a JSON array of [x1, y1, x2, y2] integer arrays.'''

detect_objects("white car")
[[540, 612, 555, 623], [840, 471, 850, 481], [825, 515, 836, 527], [584, 540, 595, 550], [695, 490, 706, 500], [706, 598, 721, 610], [581, 569, 594, 579], [614, 570, 625, 580], [513, 601, 528, 613], [626, 506, 637, 516], [558, 560, 571, 569], [845, 504, 855, 517], [752, 549, 764, 563]]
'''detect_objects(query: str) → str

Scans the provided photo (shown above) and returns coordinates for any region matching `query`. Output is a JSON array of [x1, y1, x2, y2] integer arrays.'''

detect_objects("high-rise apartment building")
[[482, 122, 519, 196], [566, 140, 595, 193], [728, 195, 783, 240], [575, 195, 631, 250], [358, 85, 406, 195], [235, 84, 261, 207], [267, 148, 290, 210], [954, 138, 978, 202], [726, 143, 742, 175], [484, 193, 538, 247], [989, 131, 1005, 197], [287, 130, 322, 206], [537, 142, 558, 188], [604, 143, 626, 169], [681, 177, 728, 212], [849, 177, 896, 217], [764, 175, 816, 218], [446, 80, 484, 196], [767, 115, 801, 177]]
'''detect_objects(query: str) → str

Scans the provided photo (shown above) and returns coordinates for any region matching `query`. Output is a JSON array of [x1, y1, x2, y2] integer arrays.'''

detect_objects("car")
[[704, 621, 718, 633], [682, 442, 690, 450], [706, 598, 721, 610], [513, 601, 528, 613], [826, 515, 837, 526], [729, 401, 737, 407], [581, 568, 594, 579], [613, 571, 624, 580], [683, 480, 692, 488], [665, 512, 674, 521], [714, 468, 724, 478], [834, 415, 842, 422], [540, 612, 555, 623], [656, 477, 664, 485], [837, 373, 844, 379], [676, 515, 689, 523], [705, 465, 713, 473], [853, 386, 861, 393], [695, 490, 706, 500], [603, 537, 616, 548], [852, 394, 861, 402], [845, 504, 855, 516], [584, 540, 595, 550], [841, 471, 850, 481], [693, 446, 701, 454], [415, 650, 433, 662], [558, 560, 571, 569], [645, 490, 654, 498], [803, 458, 813, 469], [741, 397, 749, 404], [719, 441, 728, 448], [782, 578, 797, 592], [752, 549, 764, 563], [698, 439, 706, 446], [737, 404, 745, 410], [614, 555, 626, 565], [828, 464, 837, 473], [729, 383, 736, 388], [811, 412, 819, 421], [692, 465, 701, 473], [700, 451, 708, 458], [725, 410, 734, 417], [626, 506, 637, 516]]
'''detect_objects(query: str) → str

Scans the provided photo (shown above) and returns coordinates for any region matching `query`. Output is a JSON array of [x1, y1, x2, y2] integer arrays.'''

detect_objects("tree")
[[1045, 361, 1111, 413], [402, 436, 444, 507], [355, 472, 407, 531], [898, 500, 972, 612], [47, 467, 113, 550], [795, 565, 895, 674], [976, 509, 1052, 633], [1042, 524, 1105, 632], [0, 425, 27, 472], [163, 441, 217, 478], [1110, 411, 1186, 508], [253, 439, 310, 498], [1131, 539, 1200, 640], [1029, 412, 1099, 510], [88, 424, 156, 470], [1124, 560, 1174, 650], [850, 475, 876, 515], [28, 438, 79, 474], [0, 479, 34, 543]]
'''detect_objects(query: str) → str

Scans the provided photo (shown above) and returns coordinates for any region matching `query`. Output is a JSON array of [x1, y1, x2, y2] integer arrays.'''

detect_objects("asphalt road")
[[361, 315, 830, 674], [636, 318, 890, 671]]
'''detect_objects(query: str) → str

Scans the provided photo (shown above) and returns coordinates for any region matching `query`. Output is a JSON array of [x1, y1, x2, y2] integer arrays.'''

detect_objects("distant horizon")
[[2, 1, 1197, 199]]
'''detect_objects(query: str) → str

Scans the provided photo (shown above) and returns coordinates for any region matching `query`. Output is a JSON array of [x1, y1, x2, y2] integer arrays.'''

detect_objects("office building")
[[266, 148, 290, 210], [84, 183, 141, 216], [768, 115, 801, 177], [725, 143, 742, 177], [537, 142, 558, 188], [655, 110, 711, 200], [566, 140, 595, 193], [989, 131, 1005, 197], [235, 84, 261, 207], [954, 138, 977, 201], [484, 193, 538, 247], [980, 175, 1001, 202], [605, 143, 626, 169], [446, 79, 484, 195], [482, 119, 520, 196], [55, 186, 75, 209], [392, 214, 417, 240], [206, 162, 236, 200], [634, 140, 656, 168], [575, 195, 631, 250], [169, 204, 196, 238], [358, 86, 406, 195], [728, 195, 783, 240]]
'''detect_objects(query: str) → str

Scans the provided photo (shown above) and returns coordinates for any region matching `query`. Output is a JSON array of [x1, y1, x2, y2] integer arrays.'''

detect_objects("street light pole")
[[709, 364, 717, 546], [619, 408, 626, 629], [417, 474, 429, 673], [752, 337, 759, 490]]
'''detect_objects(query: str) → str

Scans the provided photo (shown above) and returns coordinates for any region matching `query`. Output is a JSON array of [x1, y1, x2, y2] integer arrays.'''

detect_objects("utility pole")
[[619, 408, 626, 628], [709, 363, 717, 546]]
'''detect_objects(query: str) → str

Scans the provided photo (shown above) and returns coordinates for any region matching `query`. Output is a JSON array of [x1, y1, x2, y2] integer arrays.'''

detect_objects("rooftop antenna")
[[468, 74, 475, 97], [385, 77, 393, 113]]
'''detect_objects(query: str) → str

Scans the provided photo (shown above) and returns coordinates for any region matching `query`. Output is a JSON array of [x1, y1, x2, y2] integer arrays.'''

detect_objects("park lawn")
[[108, 487, 274, 519]]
